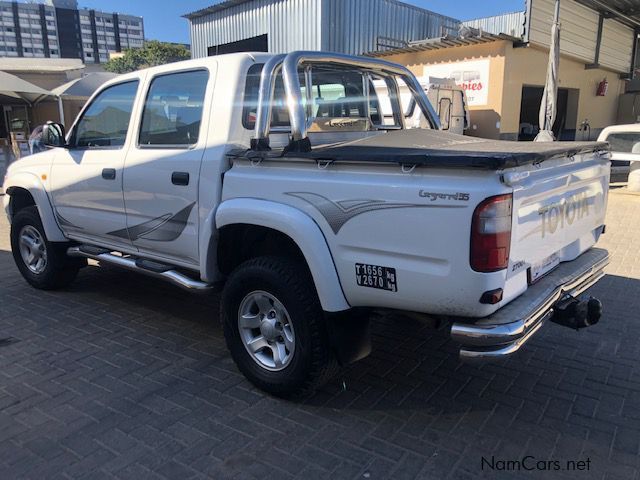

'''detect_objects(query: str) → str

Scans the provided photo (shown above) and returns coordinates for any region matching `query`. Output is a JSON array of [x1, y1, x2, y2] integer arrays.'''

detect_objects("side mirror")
[[42, 121, 67, 148]]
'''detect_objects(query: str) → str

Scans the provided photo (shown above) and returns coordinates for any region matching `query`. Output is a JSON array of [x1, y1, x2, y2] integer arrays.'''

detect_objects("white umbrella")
[[0, 70, 52, 104], [51, 72, 118, 125], [535, 0, 561, 142]]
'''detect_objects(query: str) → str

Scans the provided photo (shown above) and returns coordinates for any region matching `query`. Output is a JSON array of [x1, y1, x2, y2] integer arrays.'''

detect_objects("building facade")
[[370, 0, 637, 140], [0, 0, 143, 64], [185, 0, 460, 58]]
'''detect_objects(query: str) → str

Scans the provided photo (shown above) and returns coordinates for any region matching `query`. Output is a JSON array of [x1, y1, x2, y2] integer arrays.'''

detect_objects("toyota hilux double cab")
[[2, 51, 610, 396]]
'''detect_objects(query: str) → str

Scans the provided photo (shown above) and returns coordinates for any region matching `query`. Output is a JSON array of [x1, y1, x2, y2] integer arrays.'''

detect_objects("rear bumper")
[[450, 248, 609, 362]]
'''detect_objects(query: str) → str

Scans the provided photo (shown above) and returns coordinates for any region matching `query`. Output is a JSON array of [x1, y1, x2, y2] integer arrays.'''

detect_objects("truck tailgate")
[[507, 151, 609, 289]]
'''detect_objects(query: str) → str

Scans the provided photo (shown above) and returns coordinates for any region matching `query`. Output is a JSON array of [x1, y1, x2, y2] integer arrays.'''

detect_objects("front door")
[[50, 80, 140, 249], [122, 68, 211, 268]]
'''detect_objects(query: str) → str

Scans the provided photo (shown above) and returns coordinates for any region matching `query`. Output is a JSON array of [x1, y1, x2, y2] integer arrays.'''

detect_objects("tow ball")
[[549, 295, 603, 330]]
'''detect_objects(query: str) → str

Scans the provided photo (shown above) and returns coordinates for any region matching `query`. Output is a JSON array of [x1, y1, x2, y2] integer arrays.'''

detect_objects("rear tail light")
[[470, 194, 512, 272]]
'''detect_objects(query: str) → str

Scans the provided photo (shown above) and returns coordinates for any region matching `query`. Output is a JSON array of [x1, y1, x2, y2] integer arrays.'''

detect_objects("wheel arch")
[[213, 198, 350, 312], [4, 173, 66, 242]]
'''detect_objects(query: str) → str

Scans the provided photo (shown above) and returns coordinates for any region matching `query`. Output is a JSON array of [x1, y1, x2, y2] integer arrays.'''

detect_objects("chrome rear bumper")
[[451, 248, 609, 362]]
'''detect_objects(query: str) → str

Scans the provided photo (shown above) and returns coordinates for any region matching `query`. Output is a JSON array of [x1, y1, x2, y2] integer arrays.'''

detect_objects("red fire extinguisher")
[[596, 78, 608, 97]]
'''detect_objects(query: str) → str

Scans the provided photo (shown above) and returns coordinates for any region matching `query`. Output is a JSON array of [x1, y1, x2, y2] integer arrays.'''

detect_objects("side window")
[[138, 69, 209, 147], [74, 81, 138, 148]]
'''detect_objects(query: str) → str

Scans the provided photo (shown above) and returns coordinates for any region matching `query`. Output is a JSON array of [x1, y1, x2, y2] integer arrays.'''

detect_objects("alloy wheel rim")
[[238, 290, 296, 371], [18, 225, 48, 275]]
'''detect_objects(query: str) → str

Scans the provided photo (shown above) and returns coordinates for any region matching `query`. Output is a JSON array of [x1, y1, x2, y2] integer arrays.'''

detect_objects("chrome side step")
[[67, 246, 214, 293]]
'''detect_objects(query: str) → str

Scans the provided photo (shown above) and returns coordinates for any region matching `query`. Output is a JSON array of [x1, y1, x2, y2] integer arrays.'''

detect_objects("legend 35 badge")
[[355, 263, 397, 292]]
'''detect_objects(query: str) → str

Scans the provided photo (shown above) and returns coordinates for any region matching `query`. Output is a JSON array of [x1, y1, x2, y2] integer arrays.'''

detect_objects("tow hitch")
[[549, 295, 603, 330]]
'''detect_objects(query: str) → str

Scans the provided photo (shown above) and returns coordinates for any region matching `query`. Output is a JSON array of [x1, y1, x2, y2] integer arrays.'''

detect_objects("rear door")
[[507, 152, 609, 286], [122, 67, 213, 268]]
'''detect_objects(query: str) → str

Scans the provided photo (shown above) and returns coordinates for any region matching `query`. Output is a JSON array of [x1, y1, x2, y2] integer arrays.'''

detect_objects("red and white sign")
[[422, 59, 490, 107]]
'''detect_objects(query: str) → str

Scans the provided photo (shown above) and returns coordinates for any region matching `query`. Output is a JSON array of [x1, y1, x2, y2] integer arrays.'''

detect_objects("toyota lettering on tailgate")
[[538, 192, 591, 238]]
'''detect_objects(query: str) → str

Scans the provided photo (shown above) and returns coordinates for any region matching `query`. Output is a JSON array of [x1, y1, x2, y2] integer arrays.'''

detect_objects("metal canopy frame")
[[251, 51, 441, 152]]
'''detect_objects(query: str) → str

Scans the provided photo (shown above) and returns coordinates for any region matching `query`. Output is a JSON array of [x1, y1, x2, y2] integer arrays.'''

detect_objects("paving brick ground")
[[0, 188, 638, 480]]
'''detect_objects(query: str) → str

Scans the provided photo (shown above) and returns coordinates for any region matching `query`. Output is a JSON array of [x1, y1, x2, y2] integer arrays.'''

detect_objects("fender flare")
[[214, 198, 350, 312], [4, 172, 67, 242]]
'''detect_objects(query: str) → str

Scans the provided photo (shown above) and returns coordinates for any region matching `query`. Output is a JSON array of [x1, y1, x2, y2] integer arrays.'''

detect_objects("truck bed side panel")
[[222, 160, 509, 317]]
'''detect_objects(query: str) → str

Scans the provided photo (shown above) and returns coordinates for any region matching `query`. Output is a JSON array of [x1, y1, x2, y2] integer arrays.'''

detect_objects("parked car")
[[372, 77, 470, 135], [598, 123, 640, 189], [2, 51, 610, 396]]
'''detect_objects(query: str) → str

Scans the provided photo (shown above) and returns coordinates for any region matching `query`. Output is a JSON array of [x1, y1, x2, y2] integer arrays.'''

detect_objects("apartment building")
[[77, 6, 143, 63], [0, 0, 143, 64], [0, 1, 59, 58]]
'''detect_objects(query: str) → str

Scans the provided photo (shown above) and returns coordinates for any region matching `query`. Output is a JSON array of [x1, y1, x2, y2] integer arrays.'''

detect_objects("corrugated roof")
[[183, 0, 253, 19], [0, 57, 84, 73], [365, 32, 518, 57], [184, 0, 460, 21]]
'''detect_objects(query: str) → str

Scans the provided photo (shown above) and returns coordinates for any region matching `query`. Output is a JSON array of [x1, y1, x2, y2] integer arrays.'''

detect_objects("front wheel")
[[220, 256, 338, 397], [10, 206, 82, 290]]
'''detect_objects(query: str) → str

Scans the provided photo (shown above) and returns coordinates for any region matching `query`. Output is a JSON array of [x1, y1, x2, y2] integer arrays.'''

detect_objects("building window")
[[50, 49, 58, 55]]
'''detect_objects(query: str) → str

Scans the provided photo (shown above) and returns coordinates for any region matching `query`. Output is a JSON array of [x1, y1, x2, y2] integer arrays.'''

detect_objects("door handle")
[[171, 171, 189, 186], [102, 168, 116, 180]]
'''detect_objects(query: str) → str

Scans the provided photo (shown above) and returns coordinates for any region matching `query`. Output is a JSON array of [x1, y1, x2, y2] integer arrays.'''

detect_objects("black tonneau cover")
[[237, 130, 608, 170]]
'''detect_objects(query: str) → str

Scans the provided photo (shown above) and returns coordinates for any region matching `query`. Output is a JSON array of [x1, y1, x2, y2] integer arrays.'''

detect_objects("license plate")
[[528, 253, 560, 284], [355, 263, 397, 292]]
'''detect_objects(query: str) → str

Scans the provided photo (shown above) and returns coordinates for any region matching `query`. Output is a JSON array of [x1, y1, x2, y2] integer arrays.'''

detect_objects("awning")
[[51, 72, 118, 98], [0, 71, 52, 104]]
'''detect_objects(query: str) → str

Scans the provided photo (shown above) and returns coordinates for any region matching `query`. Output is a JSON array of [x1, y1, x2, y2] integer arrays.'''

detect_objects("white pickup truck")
[[2, 51, 610, 396]]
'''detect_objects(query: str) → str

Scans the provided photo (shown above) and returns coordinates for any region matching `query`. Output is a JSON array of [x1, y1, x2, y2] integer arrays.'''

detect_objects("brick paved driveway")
[[0, 189, 638, 480]]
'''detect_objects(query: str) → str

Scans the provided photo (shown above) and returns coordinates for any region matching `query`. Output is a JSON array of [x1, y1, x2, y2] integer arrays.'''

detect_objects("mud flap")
[[325, 309, 372, 365]]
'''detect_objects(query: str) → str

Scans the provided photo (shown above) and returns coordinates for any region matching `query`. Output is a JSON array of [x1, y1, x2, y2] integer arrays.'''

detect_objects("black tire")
[[221, 256, 339, 397], [10, 206, 82, 290]]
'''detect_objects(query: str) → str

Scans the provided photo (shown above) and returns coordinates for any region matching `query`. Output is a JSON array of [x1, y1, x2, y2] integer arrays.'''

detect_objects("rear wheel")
[[10, 206, 82, 290], [221, 256, 338, 397]]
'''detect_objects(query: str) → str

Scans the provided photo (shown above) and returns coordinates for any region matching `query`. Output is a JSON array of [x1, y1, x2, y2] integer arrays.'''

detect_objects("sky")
[[71, 0, 525, 44]]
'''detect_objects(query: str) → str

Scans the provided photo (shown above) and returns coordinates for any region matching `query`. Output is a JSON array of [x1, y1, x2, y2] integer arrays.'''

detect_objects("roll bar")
[[251, 51, 441, 151]]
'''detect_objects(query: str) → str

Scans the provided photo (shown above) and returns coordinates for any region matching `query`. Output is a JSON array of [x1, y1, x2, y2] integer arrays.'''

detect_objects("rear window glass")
[[605, 132, 640, 154], [242, 63, 402, 130]]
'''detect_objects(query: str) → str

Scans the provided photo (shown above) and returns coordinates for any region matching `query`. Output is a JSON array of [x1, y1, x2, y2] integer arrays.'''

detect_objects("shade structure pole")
[[57, 96, 65, 126], [535, 0, 561, 142]]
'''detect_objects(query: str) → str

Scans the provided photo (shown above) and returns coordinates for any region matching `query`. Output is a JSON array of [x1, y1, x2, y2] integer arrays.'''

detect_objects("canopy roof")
[[51, 72, 118, 98], [574, 0, 640, 29], [0, 71, 52, 103]]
